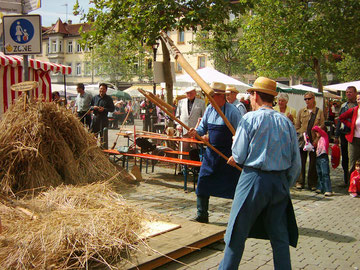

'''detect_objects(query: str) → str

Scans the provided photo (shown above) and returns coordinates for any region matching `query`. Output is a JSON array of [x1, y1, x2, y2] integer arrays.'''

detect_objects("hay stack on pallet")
[[0, 182, 158, 269], [0, 96, 131, 194]]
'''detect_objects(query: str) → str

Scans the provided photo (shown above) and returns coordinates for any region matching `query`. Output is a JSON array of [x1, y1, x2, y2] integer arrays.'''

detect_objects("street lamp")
[[153, 41, 160, 95]]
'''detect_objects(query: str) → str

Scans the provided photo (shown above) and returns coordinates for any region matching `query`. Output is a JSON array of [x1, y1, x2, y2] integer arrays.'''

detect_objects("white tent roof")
[[292, 84, 341, 99], [175, 67, 250, 92], [324, 81, 360, 92], [292, 84, 318, 92]]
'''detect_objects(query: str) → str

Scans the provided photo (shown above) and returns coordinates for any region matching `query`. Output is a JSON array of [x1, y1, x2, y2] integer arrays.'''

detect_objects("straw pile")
[[0, 96, 131, 194], [0, 181, 158, 269]]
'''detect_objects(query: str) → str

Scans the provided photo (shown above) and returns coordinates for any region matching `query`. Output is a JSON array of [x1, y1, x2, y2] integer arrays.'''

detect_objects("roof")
[[0, 53, 72, 75], [43, 18, 91, 38]]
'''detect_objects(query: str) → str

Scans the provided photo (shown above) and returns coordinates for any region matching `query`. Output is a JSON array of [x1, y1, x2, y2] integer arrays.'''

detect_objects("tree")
[[74, 0, 249, 106], [336, 54, 360, 82], [83, 33, 153, 85], [242, 0, 360, 92], [192, 18, 254, 77]]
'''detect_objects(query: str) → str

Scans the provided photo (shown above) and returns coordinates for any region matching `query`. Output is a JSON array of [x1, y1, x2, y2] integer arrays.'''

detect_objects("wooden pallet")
[[124, 217, 226, 269]]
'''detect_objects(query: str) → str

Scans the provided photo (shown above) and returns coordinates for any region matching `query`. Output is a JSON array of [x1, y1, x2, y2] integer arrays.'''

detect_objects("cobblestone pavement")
[[107, 121, 360, 270]]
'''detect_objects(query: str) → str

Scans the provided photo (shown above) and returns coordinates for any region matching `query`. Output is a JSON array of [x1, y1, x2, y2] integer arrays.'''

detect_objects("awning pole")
[[63, 75, 67, 101]]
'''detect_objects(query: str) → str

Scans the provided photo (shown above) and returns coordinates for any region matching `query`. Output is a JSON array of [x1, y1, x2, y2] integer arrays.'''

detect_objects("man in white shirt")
[[176, 86, 206, 135], [75, 83, 92, 128]]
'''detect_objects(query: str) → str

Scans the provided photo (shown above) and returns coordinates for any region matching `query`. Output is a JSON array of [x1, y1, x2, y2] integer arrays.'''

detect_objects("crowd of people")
[[52, 81, 360, 202], [51, 79, 360, 269]]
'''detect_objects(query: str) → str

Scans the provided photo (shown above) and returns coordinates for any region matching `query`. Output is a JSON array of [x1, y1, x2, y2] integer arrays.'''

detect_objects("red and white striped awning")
[[0, 53, 72, 75]]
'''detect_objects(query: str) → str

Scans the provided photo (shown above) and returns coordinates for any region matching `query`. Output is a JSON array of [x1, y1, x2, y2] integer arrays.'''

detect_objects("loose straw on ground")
[[0, 181, 159, 269]]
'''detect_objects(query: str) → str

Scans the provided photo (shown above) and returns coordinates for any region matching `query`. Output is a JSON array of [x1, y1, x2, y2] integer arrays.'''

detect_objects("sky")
[[29, 0, 91, 27]]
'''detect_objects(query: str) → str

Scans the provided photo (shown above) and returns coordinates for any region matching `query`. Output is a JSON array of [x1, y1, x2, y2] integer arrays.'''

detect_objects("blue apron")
[[225, 167, 298, 248], [196, 122, 241, 199]]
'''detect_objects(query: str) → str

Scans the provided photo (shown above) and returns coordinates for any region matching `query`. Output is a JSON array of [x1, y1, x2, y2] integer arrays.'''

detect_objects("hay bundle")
[[0, 96, 130, 194], [0, 182, 157, 269]]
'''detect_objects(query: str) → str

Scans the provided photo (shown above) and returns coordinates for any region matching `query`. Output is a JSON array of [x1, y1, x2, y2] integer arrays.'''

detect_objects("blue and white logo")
[[10, 19, 34, 44]]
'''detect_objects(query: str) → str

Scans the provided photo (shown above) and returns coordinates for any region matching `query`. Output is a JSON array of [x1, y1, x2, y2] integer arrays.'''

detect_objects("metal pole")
[[153, 46, 157, 95], [21, 0, 30, 97], [63, 74, 67, 101]]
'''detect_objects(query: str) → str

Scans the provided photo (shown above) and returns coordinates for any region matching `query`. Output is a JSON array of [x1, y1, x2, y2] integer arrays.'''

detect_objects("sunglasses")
[[304, 97, 313, 101]]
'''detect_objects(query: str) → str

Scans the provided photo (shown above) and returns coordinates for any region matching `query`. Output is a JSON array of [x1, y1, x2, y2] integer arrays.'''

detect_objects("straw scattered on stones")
[[0, 181, 158, 269]]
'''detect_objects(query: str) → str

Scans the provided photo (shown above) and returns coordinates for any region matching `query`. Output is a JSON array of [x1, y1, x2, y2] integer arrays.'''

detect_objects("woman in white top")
[[273, 93, 297, 124]]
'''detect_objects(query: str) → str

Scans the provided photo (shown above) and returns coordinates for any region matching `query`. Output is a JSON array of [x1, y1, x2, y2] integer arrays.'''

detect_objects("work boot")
[[192, 215, 209, 223]]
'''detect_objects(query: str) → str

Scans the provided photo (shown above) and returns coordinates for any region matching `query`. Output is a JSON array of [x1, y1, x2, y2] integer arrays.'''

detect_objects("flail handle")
[[159, 31, 235, 135], [138, 88, 241, 172]]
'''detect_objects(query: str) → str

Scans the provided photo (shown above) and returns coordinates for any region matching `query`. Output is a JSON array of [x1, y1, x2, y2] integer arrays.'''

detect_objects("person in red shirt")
[[349, 160, 360, 197], [339, 93, 360, 175]]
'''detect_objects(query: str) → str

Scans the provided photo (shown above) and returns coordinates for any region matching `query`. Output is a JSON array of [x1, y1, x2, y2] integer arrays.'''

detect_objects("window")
[[47, 43, 49, 54], [66, 63, 72, 75], [76, 63, 81, 76], [67, 41, 73, 53], [51, 40, 57, 53], [84, 62, 91, 76], [178, 30, 185, 44], [133, 62, 139, 73], [198, 56, 206, 69], [59, 40, 62, 52], [76, 42, 82, 53], [147, 59, 153, 70], [175, 61, 183, 73]]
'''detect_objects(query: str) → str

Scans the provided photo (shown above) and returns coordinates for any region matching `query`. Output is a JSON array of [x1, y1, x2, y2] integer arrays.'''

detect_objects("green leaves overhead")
[[192, 18, 254, 76], [74, 0, 249, 47], [242, 0, 360, 85]]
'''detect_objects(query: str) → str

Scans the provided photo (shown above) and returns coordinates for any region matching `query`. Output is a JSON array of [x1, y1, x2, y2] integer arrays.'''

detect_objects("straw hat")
[[226, 85, 239, 94], [210, 82, 226, 94], [248, 77, 277, 96], [185, 86, 196, 93]]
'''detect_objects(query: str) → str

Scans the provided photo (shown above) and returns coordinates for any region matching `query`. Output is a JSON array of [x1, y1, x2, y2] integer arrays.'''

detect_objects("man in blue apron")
[[218, 77, 301, 270], [188, 82, 242, 223]]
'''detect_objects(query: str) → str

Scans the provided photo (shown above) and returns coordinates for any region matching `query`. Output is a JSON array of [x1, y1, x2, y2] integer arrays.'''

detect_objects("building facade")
[[36, 19, 99, 85]]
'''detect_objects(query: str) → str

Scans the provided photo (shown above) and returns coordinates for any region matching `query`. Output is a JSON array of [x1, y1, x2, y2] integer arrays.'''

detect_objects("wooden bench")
[[103, 150, 201, 191]]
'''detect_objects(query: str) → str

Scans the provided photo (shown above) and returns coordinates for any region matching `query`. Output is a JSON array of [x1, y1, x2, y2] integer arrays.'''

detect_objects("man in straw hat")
[[176, 86, 206, 135], [226, 85, 247, 117], [188, 82, 242, 223], [218, 77, 301, 270]]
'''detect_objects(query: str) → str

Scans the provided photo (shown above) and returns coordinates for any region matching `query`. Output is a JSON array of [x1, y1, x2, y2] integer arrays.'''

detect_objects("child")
[[349, 160, 360, 197], [312, 125, 333, 196]]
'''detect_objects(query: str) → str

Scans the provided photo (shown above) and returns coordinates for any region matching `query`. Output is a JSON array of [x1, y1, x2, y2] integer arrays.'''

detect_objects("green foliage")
[[75, 0, 249, 47], [82, 33, 153, 84], [242, 0, 360, 83], [336, 54, 360, 82], [192, 18, 254, 76]]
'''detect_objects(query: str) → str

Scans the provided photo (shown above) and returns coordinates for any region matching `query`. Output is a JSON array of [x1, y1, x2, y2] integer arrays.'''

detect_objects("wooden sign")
[[11, 81, 38, 92]]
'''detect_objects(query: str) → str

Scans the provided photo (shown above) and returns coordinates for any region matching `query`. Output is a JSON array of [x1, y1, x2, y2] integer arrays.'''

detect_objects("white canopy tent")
[[324, 81, 360, 92], [51, 83, 121, 99], [292, 84, 341, 99], [292, 84, 318, 93], [175, 67, 251, 92]]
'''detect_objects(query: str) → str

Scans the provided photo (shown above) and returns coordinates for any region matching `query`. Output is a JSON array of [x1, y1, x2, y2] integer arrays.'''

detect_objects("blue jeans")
[[316, 154, 332, 193], [219, 168, 292, 270]]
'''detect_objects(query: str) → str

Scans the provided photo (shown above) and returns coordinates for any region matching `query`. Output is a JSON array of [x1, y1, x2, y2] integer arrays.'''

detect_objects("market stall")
[[0, 52, 71, 114]]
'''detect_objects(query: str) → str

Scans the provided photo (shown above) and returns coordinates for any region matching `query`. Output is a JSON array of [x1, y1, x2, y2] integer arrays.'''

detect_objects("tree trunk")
[[313, 57, 323, 93], [161, 39, 174, 127], [313, 57, 326, 113]]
